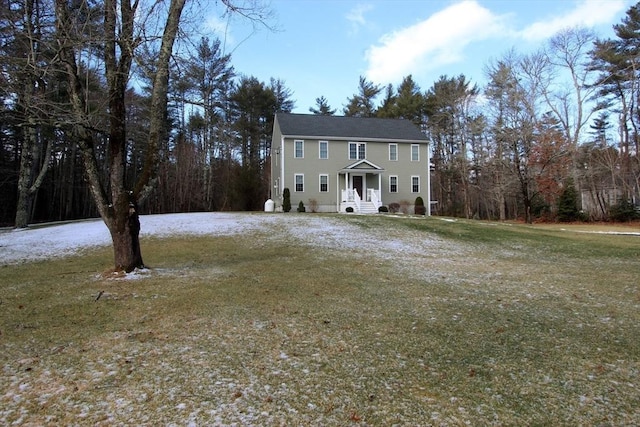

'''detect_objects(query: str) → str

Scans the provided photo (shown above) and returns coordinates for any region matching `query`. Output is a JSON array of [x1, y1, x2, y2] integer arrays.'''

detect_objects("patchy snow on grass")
[[2, 213, 640, 425], [0, 213, 275, 266], [0, 213, 462, 268]]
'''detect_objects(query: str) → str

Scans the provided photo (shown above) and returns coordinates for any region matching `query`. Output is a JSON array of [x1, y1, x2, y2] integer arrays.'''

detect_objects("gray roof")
[[275, 113, 428, 142]]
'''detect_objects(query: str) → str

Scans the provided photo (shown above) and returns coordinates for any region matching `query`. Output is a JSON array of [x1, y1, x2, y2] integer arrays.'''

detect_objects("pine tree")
[[282, 188, 291, 212], [309, 96, 335, 115], [557, 178, 579, 222], [343, 76, 382, 117], [414, 196, 426, 215]]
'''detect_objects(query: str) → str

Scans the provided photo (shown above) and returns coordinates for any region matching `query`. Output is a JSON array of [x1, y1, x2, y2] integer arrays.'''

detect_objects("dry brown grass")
[[1, 214, 639, 425]]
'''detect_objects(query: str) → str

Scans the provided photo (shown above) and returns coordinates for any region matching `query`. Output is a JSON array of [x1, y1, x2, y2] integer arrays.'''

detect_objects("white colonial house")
[[270, 113, 430, 214]]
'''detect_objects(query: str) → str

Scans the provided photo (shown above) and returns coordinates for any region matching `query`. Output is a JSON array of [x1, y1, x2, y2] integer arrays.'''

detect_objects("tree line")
[[324, 4, 640, 223], [1, 0, 292, 230], [2, 0, 640, 236]]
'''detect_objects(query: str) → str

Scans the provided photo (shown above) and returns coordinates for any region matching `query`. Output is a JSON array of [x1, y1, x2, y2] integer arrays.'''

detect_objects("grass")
[[1, 214, 639, 425]]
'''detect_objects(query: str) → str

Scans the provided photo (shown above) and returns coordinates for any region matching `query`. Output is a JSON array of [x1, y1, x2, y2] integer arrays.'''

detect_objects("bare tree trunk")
[[14, 0, 53, 228], [15, 123, 37, 228], [55, 0, 186, 272], [497, 190, 506, 221], [15, 119, 53, 227], [63, 142, 77, 219]]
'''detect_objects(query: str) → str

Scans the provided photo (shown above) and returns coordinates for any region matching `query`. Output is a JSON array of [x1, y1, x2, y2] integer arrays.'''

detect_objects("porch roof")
[[339, 159, 385, 174]]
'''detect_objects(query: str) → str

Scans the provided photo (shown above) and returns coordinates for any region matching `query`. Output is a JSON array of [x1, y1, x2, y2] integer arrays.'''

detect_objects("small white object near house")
[[264, 199, 275, 212]]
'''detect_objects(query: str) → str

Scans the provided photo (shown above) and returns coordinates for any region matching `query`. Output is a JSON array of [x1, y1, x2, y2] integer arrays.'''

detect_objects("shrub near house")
[[414, 196, 426, 215], [282, 188, 291, 212]]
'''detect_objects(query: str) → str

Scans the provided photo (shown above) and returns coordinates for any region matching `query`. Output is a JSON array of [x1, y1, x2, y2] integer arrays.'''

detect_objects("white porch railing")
[[341, 189, 384, 213], [368, 189, 381, 208], [341, 189, 361, 211]]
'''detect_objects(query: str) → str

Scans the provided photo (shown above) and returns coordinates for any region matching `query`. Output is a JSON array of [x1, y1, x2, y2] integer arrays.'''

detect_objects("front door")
[[353, 175, 363, 199]]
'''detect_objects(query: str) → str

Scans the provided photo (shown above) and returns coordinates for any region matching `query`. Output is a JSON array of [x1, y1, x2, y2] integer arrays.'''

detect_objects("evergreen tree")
[[309, 96, 336, 115], [589, 2, 640, 201], [270, 77, 295, 113], [179, 36, 234, 211], [425, 74, 479, 218], [282, 187, 291, 212], [393, 75, 425, 126], [414, 196, 426, 215], [230, 76, 277, 210], [557, 178, 579, 222], [376, 84, 397, 118], [343, 76, 382, 117]]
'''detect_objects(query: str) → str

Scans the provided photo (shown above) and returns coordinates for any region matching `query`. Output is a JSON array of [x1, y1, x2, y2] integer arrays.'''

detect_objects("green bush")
[[297, 200, 306, 213], [378, 205, 389, 213], [282, 188, 291, 212], [414, 196, 426, 215], [557, 179, 579, 222], [346, 206, 354, 213], [609, 198, 638, 222]]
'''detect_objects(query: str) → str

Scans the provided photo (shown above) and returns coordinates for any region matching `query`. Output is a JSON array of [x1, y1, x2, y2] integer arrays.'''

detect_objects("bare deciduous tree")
[[55, 0, 186, 272]]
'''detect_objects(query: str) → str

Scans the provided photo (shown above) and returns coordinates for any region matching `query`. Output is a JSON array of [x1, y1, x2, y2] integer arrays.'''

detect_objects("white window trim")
[[294, 140, 304, 159], [319, 140, 328, 159], [349, 142, 356, 160], [349, 142, 366, 160], [294, 173, 304, 192], [389, 175, 398, 193], [389, 143, 398, 161], [319, 174, 329, 192], [411, 144, 419, 161], [411, 175, 420, 193]]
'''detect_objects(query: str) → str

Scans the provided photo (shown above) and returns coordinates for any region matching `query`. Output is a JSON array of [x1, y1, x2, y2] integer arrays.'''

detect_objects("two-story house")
[[270, 113, 431, 214]]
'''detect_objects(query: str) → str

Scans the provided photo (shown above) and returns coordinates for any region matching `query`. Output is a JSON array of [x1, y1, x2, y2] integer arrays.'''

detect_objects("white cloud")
[[519, 0, 628, 41], [364, 0, 506, 84], [346, 3, 374, 34], [205, 15, 234, 46]]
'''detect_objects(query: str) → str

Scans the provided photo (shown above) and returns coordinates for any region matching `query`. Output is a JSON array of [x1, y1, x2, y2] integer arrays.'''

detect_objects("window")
[[295, 140, 304, 158], [319, 141, 328, 159], [349, 142, 366, 160], [295, 174, 304, 192], [411, 144, 419, 161], [389, 175, 398, 193], [389, 143, 398, 161], [411, 176, 420, 193], [319, 174, 328, 192]]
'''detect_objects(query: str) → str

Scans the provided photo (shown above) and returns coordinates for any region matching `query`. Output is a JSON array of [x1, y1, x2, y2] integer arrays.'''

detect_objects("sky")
[[203, 0, 634, 114]]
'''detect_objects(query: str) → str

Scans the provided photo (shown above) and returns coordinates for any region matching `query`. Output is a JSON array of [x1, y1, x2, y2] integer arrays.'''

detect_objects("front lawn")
[[1, 214, 639, 425]]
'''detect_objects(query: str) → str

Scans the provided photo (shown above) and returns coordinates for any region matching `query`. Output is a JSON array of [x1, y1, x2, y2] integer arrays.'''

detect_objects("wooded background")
[[2, 0, 639, 227]]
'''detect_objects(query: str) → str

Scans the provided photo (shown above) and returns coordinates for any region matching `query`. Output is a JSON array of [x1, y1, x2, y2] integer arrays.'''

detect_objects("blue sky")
[[206, 0, 633, 114]]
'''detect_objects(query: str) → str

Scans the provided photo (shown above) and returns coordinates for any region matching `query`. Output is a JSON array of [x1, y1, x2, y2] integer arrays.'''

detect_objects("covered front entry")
[[352, 175, 364, 199], [337, 159, 384, 213]]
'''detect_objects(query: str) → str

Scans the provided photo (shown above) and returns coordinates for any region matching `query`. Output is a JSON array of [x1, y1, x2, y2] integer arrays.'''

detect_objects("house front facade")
[[270, 113, 431, 214]]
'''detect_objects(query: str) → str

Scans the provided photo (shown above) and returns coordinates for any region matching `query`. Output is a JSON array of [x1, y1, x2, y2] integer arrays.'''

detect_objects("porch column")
[[336, 172, 340, 212], [378, 174, 382, 203]]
